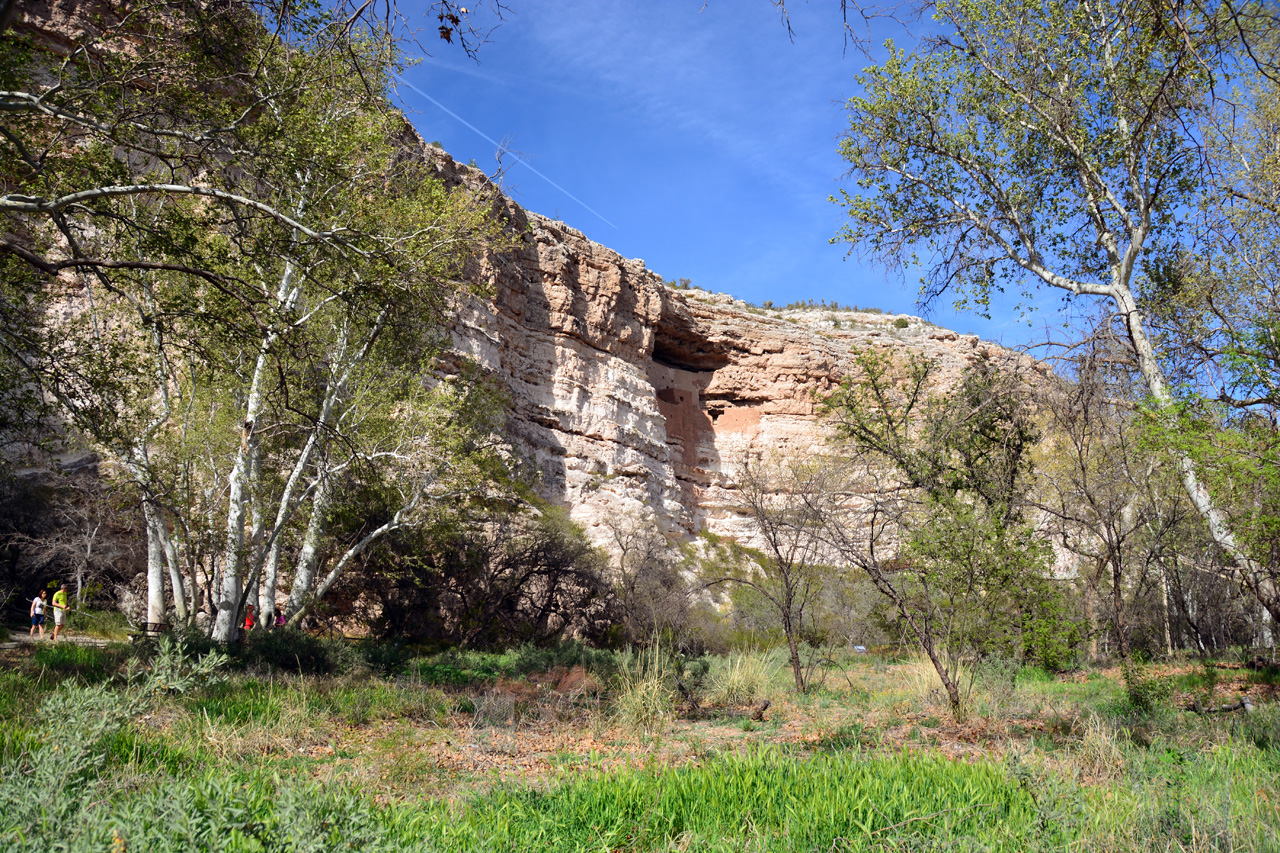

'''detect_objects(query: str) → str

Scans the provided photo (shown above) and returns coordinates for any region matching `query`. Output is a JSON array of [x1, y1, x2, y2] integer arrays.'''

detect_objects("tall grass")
[[708, 652, 778, 706], [435, 749, 1056, 851], [613, 645, 675, 733]]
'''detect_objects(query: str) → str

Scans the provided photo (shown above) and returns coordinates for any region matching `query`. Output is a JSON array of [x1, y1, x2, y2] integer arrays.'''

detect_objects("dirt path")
[[0, 632, 114, 650]]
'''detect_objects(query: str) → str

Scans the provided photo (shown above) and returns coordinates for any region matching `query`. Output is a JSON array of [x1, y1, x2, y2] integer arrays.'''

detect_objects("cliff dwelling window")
[[657, 388, 687, 406]]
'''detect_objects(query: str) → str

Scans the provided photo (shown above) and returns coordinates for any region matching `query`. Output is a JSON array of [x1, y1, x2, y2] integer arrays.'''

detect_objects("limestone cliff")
[[434, 153, 1044, 550]]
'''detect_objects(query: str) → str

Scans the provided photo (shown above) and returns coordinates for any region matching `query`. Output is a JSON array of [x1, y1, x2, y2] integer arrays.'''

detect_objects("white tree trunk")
[[285, 470, 333, 619], [142, 499, 167, 626], [1110, 286, 1280, 621]]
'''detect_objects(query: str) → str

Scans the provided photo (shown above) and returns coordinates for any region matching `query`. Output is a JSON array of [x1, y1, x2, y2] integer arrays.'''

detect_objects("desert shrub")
[[0, 682, 148, 849], [893, 317, 910, 328], [144, 636, 228, 694], [974, 655, 1022, 690], [1, 764, 443, 853]]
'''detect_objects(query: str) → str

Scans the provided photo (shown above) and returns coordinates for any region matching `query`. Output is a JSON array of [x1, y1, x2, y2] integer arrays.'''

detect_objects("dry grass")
[[708, 653, 778, 706]]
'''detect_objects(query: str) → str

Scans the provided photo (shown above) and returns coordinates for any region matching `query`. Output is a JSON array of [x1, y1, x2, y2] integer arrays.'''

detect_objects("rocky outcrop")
[[436, 153, 1043, 550]]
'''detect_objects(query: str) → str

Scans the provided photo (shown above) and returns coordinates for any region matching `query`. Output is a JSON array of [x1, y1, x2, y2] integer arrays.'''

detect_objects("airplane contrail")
[[394, 75, 618, 230]]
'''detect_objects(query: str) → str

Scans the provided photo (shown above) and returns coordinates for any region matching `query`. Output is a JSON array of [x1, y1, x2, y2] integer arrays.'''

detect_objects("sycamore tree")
[[834, 0, 1280, 624], [1035, 331, 1193, 658], [1, 2, 510, 640], [1140, 53, 1280, 640]]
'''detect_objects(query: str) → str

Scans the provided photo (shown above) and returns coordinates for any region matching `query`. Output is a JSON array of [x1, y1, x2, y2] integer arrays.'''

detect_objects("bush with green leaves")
[[236, 628, 364, 676], [139, 637, 229, 694], [1121, 658, 1174, 715]]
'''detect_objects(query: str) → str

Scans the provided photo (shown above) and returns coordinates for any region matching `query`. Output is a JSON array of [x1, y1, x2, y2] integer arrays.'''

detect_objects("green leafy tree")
[[1035, 333, 1191, 658], [1, 2, 509, 640], [822, 352, 1070, 713], [833, 0, 1280, 623]]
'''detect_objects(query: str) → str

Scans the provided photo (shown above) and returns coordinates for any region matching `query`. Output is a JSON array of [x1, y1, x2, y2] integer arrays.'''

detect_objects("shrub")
[[358, 641, 413, 675], [1121, 658, 1173, 715], [893, 317, 910, 328], [142, 636, 228, 694], [237, 629, 363, 675], [500, 641, 619, 680]]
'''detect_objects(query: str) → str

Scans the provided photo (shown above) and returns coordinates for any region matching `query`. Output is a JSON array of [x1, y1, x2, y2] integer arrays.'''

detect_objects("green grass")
[[3, 750, 1061, 852], [0, 670, 48, 724], [183, 678, 284, 725], [0, 644, 1277, 851], [71, 608, 132, 641], [406, 641, 619, 687], [431, 749, 1058, 851], [25, 642, 130, 684]]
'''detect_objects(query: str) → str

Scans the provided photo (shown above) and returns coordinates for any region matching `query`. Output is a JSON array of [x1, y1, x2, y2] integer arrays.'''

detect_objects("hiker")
[[50, 583, 70, 642], [273, 607, 285, 628], [29, 589, 47, 640], [242, 604, 256, 631]]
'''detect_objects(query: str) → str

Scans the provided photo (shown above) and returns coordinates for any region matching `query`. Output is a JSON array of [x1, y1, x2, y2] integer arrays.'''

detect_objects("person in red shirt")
[[242, 604, 256, 631]]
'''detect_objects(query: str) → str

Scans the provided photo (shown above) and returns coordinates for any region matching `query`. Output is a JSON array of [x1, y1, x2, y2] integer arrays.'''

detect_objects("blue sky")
[[394, 1, 1076, 349]]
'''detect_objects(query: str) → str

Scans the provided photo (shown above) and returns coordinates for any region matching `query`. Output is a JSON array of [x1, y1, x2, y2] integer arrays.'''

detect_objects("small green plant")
[[139, 636, 229, 695], [72, 608, 131, 641], [27, 643, 129, 684], [893, 317, 910, 328], [811, 722, 874, 752], [1121, 658, 1172, 714], [238, 629, 362, 675]]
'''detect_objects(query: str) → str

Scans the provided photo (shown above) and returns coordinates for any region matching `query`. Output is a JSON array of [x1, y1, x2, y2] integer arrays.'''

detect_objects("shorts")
[[53, 609, 65, 626], [31, 615, 44, 626]]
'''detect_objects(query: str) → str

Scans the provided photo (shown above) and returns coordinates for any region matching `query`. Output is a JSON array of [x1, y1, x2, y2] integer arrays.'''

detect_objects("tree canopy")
[[834, 0, 1280, 625]]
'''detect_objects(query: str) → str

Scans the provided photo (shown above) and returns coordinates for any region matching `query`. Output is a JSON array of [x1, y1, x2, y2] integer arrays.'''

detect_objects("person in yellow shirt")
[[51, 583, 70, 642]]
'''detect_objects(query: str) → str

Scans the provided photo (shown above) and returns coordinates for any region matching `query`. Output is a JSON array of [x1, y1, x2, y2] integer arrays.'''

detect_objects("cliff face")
[[440, 154, 1043, 549]]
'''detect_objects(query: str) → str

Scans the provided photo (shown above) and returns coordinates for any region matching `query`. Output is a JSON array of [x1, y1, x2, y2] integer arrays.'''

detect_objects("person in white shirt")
[[29, 589, 47, 640]]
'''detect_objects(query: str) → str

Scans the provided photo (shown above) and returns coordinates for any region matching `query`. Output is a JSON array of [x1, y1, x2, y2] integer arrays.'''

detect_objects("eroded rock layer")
[[437, 153, 1040, 549]]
